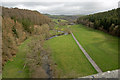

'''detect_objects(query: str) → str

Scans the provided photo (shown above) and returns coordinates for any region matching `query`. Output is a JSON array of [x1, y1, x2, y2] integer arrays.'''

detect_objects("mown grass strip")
[[71, 24, 119, 72], [71, 32, 102, 73]]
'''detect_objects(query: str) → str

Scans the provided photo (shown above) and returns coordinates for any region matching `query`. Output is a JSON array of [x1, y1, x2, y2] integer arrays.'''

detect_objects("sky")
[[1, 0, 120, 15]]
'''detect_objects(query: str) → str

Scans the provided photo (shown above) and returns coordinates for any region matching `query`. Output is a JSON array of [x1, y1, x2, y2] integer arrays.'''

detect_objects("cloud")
[[2, 0, 119, 15]]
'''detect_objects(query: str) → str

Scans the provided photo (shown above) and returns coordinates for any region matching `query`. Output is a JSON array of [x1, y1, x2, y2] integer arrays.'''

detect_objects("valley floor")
[[3, 24, 119, 78], [45, 34, 97, 78], [45, 24, 119, 78]]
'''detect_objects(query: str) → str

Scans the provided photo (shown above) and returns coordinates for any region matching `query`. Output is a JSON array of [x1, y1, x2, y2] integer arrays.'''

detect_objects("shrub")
[[12, 25, 18, 38], [19, 18, 34, 33]]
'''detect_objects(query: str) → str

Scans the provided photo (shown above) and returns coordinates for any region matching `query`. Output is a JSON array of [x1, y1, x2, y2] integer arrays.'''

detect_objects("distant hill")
[[77, 8, 120, 36], [44, 14, 84, 22]]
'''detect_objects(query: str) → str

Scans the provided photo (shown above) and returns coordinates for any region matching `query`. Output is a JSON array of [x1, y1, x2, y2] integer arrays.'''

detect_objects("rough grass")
[[2, 37, 32, 78], [0, 74, 2, 79], [70, 24, 119, 72], [53, 19, 68, 24], [49, 30, 63, 36], [45, 34, 97, 78]]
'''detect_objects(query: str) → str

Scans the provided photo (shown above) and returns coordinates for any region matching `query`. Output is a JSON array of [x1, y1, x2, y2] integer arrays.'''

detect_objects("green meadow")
[[53, 19, 68, 24], [45, 24, 119, 77], [70, 24, 119, 72], [45, 34, 97, 78], [2, 38, 32, 78]]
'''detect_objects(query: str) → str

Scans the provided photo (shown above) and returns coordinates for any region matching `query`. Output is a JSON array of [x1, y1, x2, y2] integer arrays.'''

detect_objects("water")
[[46, 31, 69, 40], [40, 50, 52, 78], [42, 31, 69, 78]]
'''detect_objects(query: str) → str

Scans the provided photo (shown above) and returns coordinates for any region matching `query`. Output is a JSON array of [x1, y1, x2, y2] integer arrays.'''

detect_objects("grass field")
[[45, 34, 97, 78], [2, 38, 32, 78], [3, 23, 119, 78], [53, 19, 68, 24], [70, 24, 119, 72]]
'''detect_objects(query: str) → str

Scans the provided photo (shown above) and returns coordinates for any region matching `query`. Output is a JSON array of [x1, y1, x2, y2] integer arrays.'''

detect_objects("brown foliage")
[[2, 7, 55, 79], [2, 7, 51, 26], [2, 5, 55, 66], [33, 24, 50, 38], [25, 35, 49, 78], [2, 17, 28, 65], [2, 7, 53, 65]]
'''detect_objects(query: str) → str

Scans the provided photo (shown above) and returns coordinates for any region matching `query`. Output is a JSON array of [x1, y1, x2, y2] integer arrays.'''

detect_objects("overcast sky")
[[1, 0, 120, 15]]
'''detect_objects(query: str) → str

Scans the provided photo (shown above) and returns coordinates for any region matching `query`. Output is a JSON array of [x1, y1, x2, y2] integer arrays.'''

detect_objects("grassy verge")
[[45, 34, 97, 78], [71, 24, 119, 72], [2, 37, 33, 78], [49, 30, 64, 36], [0, 74, 2, 79]]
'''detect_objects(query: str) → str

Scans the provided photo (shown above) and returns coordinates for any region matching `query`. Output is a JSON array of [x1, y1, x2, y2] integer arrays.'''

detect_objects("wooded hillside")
[[77, 8, 120, 36], [2, 7, 52, 25], [2, 7, 54, 65]]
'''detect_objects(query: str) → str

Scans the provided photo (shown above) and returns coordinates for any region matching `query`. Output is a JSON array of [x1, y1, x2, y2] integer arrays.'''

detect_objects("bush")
[[11, 16, 16, 22], [19, 18, 34, 33], [12, 25, 18, 38]]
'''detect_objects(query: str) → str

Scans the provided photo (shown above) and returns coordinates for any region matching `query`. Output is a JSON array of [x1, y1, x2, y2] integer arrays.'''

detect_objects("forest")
[[77, 8, 120, 36], [2, 7, 54, 66]]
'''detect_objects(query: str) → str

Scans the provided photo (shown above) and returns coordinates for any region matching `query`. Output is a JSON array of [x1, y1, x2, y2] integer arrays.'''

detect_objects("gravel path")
[[71, 32, 102, 73]]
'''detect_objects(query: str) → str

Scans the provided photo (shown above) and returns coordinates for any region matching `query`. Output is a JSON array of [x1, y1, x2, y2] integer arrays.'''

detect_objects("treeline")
[[2, 7, 54, 33], [77, 8, 120, 36], [2, 6, 54, 66], [2, 7, 52, 25]]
